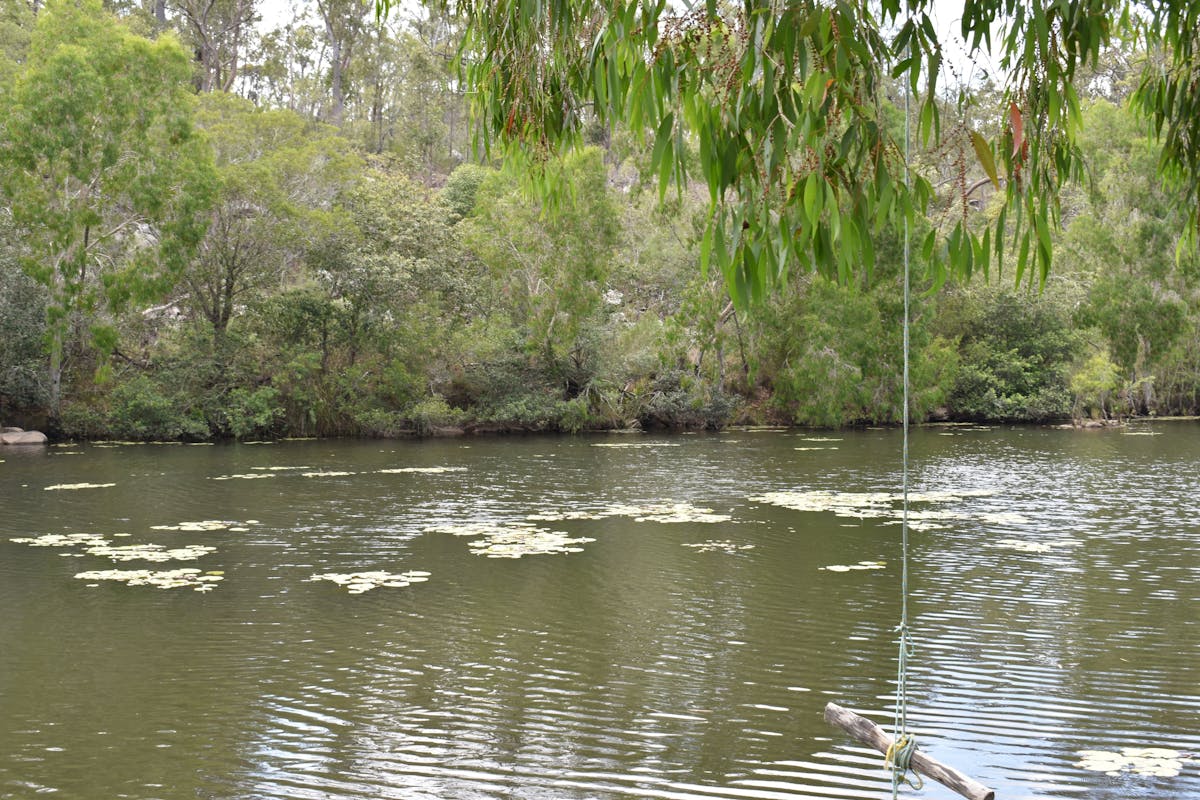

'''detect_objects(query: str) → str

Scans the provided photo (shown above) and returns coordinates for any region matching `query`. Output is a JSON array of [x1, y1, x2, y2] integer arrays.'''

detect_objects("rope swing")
[[823, 29, 994, 800], [889, 34, 917, 800]]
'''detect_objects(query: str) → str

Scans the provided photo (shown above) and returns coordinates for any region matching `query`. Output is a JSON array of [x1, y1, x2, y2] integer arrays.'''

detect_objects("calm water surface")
[[1, 425, 1197, 799]]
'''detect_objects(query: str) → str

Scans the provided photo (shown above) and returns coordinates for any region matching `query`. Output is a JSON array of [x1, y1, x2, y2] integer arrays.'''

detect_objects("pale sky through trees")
[[254, 0, 1003, 90]]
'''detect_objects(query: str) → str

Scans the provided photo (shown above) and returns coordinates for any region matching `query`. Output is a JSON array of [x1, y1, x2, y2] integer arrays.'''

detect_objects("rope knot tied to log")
[[886, 733, 924, 791], [823, 703, 995, 800]]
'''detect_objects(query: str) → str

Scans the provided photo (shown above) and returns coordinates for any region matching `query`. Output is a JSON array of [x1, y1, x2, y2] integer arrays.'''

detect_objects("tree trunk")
[[325, 16, 344, 124], [47, 325, 63, 419]]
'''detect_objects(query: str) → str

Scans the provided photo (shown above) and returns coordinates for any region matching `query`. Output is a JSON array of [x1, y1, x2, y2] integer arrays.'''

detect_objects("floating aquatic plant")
[[10, 533, 109, 548], [470, 530, 593, 558], [1077, 747, 1191, 777], [994, 538, 1078, 554], [591, 442, 681, 448], [376, 467, 466, 474], [151, 520, 239, 532], [820, 561, 888, 573], [749, 489, 1008, 531], [632, 503, 732, 523], [425, 521, 595, 558], [727, 426, 789, 432], [85, 543, 216, 563], [682, 540, 755, 553], [308, 570, 431, 594], [74, 568, 223, 592], [822, 560, 886, 572], [43, 482, 116, 491], [526, 502, 730, 524]]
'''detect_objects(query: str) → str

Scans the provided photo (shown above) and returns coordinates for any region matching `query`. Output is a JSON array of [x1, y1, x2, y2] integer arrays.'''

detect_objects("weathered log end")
[[823, 702, 995, 800]]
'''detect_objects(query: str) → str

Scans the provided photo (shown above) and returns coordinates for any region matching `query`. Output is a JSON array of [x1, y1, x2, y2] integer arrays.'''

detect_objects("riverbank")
[[18, 411, 1196, 445]]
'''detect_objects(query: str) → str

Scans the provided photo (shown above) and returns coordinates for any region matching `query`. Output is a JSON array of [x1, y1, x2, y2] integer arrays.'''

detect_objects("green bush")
[[637, 369, 739, 429], [442, 164, 491, 221], [941, 289, 1080, 422], [223, 387, 285, 440], [58, 401, 107, 439], [404, 396, 464, 436], [1070, 352, 1123, 420], [104, 375, 208, 441], [353, 408, 408, 437]]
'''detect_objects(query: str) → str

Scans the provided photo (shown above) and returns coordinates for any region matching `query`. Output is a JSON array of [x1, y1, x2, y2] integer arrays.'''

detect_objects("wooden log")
[[823, 702, 995, 800]]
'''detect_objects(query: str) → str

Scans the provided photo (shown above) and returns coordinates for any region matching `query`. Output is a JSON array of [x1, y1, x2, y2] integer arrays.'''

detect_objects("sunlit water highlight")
[[1, 424, 1197, 799]]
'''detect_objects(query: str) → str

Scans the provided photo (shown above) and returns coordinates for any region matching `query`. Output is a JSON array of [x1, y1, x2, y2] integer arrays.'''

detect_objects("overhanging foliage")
[[377, 0, 1200, 305]]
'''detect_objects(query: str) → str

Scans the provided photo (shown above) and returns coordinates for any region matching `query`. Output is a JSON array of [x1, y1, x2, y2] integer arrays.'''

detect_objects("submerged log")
[[823, 702, 995, 800]]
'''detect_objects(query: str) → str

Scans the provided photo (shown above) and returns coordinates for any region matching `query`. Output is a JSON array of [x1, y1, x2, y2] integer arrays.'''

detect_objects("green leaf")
[[970, 130, 1000, 189]]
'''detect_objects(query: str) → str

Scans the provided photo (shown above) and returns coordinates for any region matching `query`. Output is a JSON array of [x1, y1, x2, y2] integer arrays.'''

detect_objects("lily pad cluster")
[[308, 570, 431, 594], [74, 568, 224, 592], [822, 560, 886, 572], [748, 489, 1020, 531], [682, 540, 755, 553], [150, 520, 252, 532], [9, 518, 262, 590], [1077, 747, 1192, 777], [84, 543, 216, 563], [425, 521, 595, 558]]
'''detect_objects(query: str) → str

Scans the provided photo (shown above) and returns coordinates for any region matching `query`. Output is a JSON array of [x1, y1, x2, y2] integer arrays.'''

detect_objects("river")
[[1, 424, 1197, 799]]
